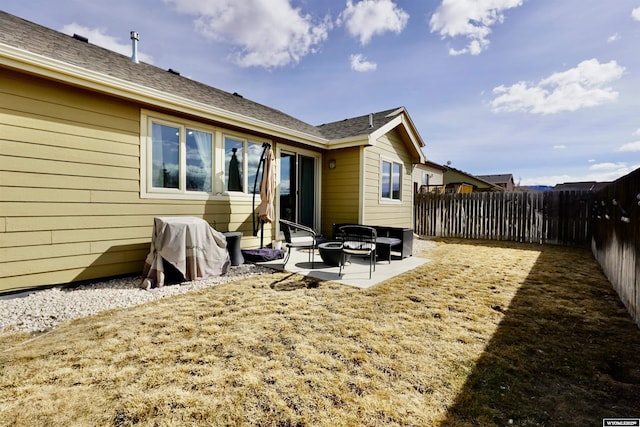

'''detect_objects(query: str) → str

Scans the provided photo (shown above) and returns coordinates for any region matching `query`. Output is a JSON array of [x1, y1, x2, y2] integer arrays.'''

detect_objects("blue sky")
[[4, 0, 640, 186]]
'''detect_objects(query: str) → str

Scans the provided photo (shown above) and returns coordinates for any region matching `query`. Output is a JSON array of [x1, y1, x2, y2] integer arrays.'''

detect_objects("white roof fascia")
[[369, 114, 426, 163], [369, 115, 402, 142], [401, 114, 427, 163], [0, 43, 329, 148], [325, 135, 371, 150]]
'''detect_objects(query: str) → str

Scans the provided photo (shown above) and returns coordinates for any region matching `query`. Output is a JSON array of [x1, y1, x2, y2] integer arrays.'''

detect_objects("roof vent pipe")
[[130, 31, 139, 64], [368, 113, 373, 128]]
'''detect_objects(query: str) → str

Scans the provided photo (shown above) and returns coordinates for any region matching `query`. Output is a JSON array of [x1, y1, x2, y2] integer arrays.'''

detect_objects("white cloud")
[[429, 0, 523, 56], [448, 47, 467, 56], [164, 0, 331, 68], [61, 23, 154, 63], [608, 33, 620, 43], [619, 141, 640, 152], [633, 128, 640, 136], [553, 145, 567, 150], [589, 162, 628, 171], [350, 53, 377, 72], [339, 0, 409, 45], [491, 59, 625, 114], [632, 7, 640, 21]]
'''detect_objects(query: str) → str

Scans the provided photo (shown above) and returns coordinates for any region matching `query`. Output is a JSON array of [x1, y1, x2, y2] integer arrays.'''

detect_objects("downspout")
[[358, 145, 366, 224]]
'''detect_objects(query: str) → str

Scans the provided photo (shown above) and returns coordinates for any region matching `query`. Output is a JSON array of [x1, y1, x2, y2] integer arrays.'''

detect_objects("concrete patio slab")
[[259, 248, 429, 289]]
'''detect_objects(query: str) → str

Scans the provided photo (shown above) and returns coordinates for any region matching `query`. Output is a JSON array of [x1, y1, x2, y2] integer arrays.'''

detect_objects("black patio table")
[[375, 236, 402, 263], [319, 238, 400, 265]]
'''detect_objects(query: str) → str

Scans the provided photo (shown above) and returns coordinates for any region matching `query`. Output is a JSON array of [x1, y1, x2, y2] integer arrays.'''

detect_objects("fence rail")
[[414, 191, 593, 246]]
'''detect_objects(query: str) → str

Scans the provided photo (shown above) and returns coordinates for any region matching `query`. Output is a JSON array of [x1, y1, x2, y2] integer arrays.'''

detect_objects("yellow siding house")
[[0, 12, 426, 293]]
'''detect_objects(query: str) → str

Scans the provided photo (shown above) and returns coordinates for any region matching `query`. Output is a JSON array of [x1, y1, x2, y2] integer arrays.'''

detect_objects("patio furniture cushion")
[[343, 241, 376, 253], [241, 248, 284, 263], [289, 236, 315, 247]]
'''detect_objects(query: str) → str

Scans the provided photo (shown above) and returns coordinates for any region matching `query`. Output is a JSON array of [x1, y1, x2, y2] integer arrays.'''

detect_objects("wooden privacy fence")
[[414, 191, 593, 246], [591, 168, 640, 326]]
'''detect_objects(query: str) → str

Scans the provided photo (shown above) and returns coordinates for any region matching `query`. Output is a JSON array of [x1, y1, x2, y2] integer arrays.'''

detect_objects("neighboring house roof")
[[476, 174, 514, 185], [444, 167, 505, 191], [0, 11, 427, 163], [553, 181, 610, 192], [415, 160, 447, 172]]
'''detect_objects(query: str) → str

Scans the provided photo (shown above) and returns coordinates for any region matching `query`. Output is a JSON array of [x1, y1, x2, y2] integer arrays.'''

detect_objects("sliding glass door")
[[279, 150, 318, 229]]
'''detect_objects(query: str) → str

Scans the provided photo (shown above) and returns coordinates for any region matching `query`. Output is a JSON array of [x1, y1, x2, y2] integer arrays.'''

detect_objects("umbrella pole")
[[260, 221, 264, 248]]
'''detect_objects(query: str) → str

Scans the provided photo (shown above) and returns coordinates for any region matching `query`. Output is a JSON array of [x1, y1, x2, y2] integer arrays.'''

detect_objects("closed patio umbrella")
[[258, 145, 275, 223], [227, 148, 242, 191]]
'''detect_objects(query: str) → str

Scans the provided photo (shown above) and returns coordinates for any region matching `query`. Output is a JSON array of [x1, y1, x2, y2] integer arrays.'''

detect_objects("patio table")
[[375, 237, 402, 263]]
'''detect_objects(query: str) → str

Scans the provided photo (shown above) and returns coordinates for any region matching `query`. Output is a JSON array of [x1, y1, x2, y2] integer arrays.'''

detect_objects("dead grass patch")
[[1, 239, 639, 426]]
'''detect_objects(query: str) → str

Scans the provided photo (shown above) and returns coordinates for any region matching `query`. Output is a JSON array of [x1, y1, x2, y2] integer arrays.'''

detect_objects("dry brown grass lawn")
[[1, 239, 639, 426]]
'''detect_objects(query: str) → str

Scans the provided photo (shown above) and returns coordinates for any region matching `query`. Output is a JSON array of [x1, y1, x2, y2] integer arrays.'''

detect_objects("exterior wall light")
[[328, 159, 336, 169]]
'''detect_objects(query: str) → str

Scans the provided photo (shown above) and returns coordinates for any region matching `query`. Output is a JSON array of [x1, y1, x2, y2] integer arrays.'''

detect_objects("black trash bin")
[[222, 231, 244, 266]]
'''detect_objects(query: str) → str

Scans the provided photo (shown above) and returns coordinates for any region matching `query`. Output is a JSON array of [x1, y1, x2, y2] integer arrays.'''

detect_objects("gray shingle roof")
[[0, 11, 326, 139], [476, 174, 514, 184], [317, 107, 405, 140], [553, 182, 609, 192]]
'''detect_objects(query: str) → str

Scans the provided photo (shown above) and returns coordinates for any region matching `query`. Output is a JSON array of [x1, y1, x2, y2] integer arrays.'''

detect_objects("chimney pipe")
[[130, 31, 139, 64], [368, 113, 373, 128]]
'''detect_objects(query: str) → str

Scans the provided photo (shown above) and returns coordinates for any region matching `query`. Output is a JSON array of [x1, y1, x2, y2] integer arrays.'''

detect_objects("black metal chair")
[[338, 225, 377, 279], [279, 219, 317, 268]]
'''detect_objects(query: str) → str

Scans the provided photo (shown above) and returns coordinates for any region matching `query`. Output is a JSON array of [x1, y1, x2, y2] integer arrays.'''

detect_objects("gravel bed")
[[0, 238, 436, 336], [0, 264, 274, 335]]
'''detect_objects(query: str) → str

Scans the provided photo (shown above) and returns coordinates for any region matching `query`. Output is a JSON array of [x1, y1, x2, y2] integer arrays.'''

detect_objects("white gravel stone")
[[0, 238, 436, 336], [0, 264, 274, 335]]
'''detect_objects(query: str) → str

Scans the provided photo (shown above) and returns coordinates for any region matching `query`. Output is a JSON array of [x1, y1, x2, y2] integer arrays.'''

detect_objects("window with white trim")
[[381, 159, 402, 200], [149, 119, 213, 194], [141, 111, 272, 199], [224, 136, 262, 194]]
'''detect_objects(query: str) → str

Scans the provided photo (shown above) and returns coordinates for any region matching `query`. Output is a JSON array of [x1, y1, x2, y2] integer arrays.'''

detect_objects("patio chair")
[[338, 225, 377, 279], [279, 219, 317, 268]]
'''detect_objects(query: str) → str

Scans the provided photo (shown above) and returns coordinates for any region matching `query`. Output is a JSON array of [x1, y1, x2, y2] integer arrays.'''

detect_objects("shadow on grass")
[[439, 242, 640, 427], [269, 273, 321, 292]]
